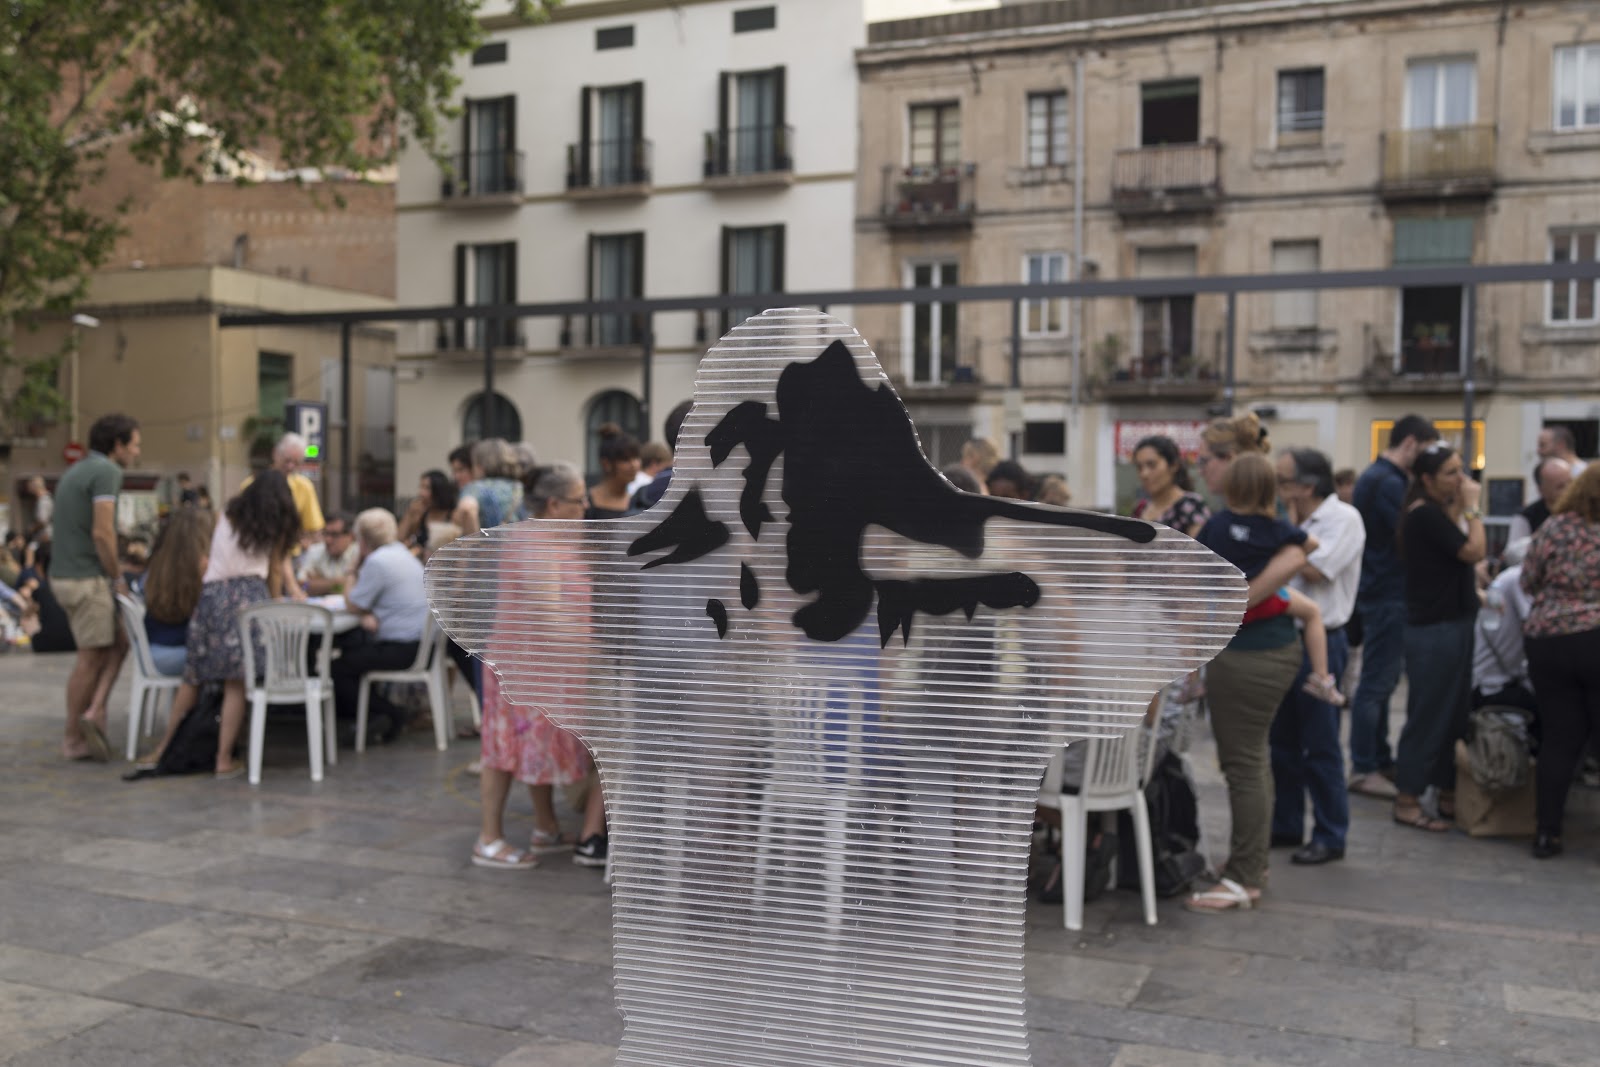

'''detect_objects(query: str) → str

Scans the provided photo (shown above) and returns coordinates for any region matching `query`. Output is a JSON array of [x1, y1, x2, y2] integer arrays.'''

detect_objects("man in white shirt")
[[1537, 425, 1587, 475], [332, 508, 430, 744], [1271, 448, 1366, 865]]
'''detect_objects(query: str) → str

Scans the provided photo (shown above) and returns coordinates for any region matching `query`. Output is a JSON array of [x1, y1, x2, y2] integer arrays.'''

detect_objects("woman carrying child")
[[1183, 416, 1316, 913]]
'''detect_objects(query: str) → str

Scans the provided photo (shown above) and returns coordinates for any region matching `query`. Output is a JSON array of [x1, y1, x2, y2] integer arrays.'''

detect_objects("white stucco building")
[[395, 0, 863, 483]]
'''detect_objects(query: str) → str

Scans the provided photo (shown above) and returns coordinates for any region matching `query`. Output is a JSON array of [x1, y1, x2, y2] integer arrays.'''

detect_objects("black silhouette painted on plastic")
[[631, 340, 1156, 645]]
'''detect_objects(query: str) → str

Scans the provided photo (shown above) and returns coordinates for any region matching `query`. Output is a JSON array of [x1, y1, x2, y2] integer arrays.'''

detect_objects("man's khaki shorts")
[[53, 577, 118, 649]]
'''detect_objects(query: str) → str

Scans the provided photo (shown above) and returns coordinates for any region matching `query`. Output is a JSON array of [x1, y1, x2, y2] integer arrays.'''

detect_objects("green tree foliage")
[[0, 0, 553, 437]]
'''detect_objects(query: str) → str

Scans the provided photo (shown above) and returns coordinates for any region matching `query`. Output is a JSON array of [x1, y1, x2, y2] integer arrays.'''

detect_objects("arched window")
[[462, 391, 522, 443], [585, 389, 644, 476]]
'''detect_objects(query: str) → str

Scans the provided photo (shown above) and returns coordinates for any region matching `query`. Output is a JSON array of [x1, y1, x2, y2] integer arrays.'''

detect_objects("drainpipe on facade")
[[1070, 51, 1087, 501]]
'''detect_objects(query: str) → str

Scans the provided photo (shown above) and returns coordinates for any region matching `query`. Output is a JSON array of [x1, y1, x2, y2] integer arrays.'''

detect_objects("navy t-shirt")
[[1197, 510, 1309, 580]]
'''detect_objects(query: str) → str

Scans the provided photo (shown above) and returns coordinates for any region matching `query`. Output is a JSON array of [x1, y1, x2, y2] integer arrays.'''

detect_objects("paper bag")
[[1454, 740, 1536, 838]]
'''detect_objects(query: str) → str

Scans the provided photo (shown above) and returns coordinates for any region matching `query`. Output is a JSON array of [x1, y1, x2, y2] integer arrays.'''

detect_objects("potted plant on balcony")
[[1096, 334, 1126, 381]]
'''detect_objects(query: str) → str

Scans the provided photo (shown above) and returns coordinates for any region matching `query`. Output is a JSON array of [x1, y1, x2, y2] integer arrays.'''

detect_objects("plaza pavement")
[[1, 650, 1598, 1067]]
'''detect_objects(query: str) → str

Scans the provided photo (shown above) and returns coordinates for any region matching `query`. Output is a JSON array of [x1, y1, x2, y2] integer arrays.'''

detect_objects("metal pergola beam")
[[218, 261, 1600, 329]]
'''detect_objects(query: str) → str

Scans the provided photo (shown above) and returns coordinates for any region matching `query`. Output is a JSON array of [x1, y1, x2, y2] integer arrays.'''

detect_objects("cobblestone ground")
[[2, 651, 1598, 1066]]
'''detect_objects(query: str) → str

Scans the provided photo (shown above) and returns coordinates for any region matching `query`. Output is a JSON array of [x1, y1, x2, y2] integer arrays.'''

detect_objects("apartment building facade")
[[856, 0, 1600, 511], [393, 0, 862, 484]]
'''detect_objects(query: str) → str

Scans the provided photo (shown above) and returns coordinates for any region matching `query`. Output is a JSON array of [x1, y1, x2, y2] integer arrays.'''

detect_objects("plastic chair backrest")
[[1079, 722, 1160, 800], [400, 613, 441, 674], [240, 602, 332, 694], [115, 593, 162, 678]]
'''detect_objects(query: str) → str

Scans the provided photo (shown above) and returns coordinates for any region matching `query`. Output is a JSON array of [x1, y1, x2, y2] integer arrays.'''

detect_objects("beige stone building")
[[856, 0, 1600, 512]]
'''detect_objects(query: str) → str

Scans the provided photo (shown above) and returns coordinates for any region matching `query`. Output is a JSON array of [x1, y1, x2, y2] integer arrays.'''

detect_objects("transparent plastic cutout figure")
[[428, 311, 1244, 1067]]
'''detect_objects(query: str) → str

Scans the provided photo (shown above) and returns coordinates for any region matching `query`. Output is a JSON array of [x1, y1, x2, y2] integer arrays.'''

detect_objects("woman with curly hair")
[[137, 471, 301, 777], [398, 469, 460, 560], [1521, 464, 1600, 858]]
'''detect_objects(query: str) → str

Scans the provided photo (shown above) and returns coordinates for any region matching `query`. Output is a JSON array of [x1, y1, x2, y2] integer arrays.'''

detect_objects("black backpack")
[[1116, 750, 1209, 898], [124, 685, 223, 779]]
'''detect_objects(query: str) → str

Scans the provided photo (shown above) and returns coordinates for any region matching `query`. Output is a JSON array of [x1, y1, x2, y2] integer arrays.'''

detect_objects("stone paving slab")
[[3, 651, 1600, 1065]]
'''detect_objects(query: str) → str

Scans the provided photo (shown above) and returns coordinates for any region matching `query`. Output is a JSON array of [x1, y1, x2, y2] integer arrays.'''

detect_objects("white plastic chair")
[[355, 617, 452, 753], [239, 602, 335, 785], [1038, 723, 1161, 931], [115, 594, 183, 760]]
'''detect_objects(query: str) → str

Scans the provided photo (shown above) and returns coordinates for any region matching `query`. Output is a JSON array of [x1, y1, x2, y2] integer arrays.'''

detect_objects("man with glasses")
[[1271, 448, 1365, 864], [1348, 414, 1439, 797], [297, 512, 359, 596]]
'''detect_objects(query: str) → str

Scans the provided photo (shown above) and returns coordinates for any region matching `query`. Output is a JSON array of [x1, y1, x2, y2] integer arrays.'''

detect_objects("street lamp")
[[69, 313, 100, 445]]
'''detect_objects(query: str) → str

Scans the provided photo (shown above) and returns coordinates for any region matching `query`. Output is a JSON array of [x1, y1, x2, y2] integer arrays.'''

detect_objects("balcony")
[[558, 313, 649, 360], [1111, 141, 1221, 217], [881, 164, 976, 230], [1092, 338, 1221, 401], [1360, 323, 1499, 395], [440, 150, 524, 206], [429, 317, 526, 363], [703, 125, 794, 189], [1378, 126, 1496, 201], [879, 337, 984, 400], [566, 139, 652, 199]]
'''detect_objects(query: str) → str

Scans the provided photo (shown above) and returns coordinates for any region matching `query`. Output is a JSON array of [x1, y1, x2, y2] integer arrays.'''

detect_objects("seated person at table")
[[333, 508, 429, 743], [297, 512, 359, 596], [137, 472, 301, 776], [139, 508, 214, 676]]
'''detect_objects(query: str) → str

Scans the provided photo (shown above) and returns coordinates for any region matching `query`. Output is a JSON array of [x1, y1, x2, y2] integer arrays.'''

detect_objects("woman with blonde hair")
[[140, 509, 216, 676], [1521, 464, 1600, 858]]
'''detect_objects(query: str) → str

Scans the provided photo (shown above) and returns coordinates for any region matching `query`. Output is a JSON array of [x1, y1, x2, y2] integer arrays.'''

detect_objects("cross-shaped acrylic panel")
[[428, 311, 1245, 1067]]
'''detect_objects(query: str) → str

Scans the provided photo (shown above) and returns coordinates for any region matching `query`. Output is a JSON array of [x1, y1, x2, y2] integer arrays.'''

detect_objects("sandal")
[[529, 828, 575, 854], [1393, 804, 1449, 832], [471, 838, 537, 870], [1184, 877, 1258, 913]]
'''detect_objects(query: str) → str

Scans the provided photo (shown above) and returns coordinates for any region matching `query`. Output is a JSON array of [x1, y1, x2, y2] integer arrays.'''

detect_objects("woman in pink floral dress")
[[472, 464, 594, 870]]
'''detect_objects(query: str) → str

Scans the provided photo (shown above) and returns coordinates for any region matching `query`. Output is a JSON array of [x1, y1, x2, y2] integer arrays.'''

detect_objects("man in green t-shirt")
[[50, 413, 141, 761]]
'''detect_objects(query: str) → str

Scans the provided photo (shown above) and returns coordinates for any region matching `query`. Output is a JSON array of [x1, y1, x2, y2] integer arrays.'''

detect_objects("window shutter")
[[460, 100, 474, 196], [632, 233, 646, 342], [503, 242, 518, 345], [586, 234, 597, 345], [772, 225, 786, 294], [720, 227, 733, 333], [717, 71, 731, 175], [578, 87, 593, 186], [773, 66, 788, 168], [503, 96, 518, 192], [629, 82, 646, 180], [453, 244, 467, 348]]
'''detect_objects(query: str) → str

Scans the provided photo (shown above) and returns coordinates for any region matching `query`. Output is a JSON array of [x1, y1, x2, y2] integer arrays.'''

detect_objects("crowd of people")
[[15, 402, 1597, 897], [1120, 414, 1600, 915]]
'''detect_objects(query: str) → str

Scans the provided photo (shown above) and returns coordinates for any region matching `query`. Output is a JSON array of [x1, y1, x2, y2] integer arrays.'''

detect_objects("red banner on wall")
[[1114, 420, 1209, 462]]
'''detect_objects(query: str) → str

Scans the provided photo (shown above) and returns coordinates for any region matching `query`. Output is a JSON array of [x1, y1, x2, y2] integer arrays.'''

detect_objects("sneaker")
[[1348, 771, 1398, 799], [572, 834, 609, 868], [1302, 673, 1345, 707]]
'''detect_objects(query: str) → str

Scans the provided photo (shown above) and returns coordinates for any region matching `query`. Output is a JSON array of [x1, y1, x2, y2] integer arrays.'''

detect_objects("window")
[[586, 391, 645, 477], [1550, 229, 1599, 324], [588, 233, 645, 345], [472, 41, 507, 66], [1276, 68, 1324, 135], [1134, 247, 1196, 377], [462, 392, 522, 443], [713, 68, 787, 176], [721, 225, 784, 332], [905, 261, 960, 385], [258, 353, 292, 426], [909, 102, 960, 168], [1554, 44, 1600, 131], [574, 83, 646, 187], [1405, 57, 1475, 129], [1026, 91, 1068, 166], [1140, 79, 1200, 146], [452, 242, 517, 348], [458, 96, 517, 196], [1023, 422, 1066, 455], [1022, 252, 1067, 337], [596, 25, 634, 50], [1270, 240, 1320, 330], [733, 6, 777, 33]]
